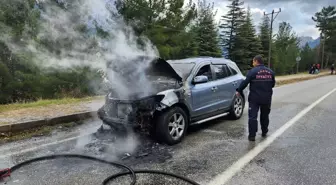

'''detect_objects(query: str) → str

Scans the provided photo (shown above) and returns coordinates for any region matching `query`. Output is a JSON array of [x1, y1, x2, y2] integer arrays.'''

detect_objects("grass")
[[0, 122, 80, 144], [276, 72, 307, 77], [276, 70, 328, 77], [0, 125, 54, 144], [0, 96, 103, 113], [276, 72, 330, 86]]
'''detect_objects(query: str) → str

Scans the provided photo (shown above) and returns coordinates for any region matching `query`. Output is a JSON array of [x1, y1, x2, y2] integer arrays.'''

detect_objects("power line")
[[264, 8, 281, 69]]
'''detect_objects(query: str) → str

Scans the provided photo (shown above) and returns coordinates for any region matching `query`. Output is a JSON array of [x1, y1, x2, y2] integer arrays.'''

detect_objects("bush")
[[0, 43, 105, 104]]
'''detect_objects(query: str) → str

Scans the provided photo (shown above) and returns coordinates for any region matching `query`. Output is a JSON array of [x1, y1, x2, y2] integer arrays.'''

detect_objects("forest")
[[0, 0, 335, 104]]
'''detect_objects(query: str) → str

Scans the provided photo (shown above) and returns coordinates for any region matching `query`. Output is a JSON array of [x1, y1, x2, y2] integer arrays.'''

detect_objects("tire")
[[229, 94, 245, 120], [154, 107, 188, 145]]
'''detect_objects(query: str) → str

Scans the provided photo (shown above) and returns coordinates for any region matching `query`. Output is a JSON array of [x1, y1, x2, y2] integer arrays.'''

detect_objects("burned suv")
[[98, 57, 247, 145]]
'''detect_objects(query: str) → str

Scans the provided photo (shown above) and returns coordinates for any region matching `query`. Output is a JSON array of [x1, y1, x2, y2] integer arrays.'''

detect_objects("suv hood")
[[104, 56, 182, 100], [146, 58, 183, 81]]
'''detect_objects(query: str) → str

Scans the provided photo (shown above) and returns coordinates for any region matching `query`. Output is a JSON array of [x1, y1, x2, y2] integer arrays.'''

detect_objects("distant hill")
[[298, 36, 320, 49], [308, 37, 320, 48]]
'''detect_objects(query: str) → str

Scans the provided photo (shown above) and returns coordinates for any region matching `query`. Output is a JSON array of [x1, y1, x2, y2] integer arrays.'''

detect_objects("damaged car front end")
[[97, 57, 185, 133], [98, 94, 165, 131]]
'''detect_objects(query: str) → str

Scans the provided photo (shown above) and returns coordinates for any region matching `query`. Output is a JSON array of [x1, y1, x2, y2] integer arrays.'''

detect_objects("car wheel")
[[229, 94, 244, 120], [155, 107, 188, 145]]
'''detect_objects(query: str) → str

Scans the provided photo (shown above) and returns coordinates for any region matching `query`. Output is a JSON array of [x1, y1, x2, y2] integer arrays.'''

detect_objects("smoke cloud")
[[2, 0, 160, 99]]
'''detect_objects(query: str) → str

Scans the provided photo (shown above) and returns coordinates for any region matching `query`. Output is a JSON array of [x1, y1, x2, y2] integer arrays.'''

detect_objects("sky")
[[213, 0, 336, 39]]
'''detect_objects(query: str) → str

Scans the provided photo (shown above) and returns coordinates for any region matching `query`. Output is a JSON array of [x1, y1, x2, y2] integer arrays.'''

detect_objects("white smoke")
[[3, 0, 159, 99], [2, 0, 162, 159], [73, 120, 139, 160]]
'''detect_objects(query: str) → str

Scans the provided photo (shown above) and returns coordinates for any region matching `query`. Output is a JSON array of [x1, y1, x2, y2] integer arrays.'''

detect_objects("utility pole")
[[296, 56, 301, 74], [321, 32, 325, 69], [264, 8, 281, 69]]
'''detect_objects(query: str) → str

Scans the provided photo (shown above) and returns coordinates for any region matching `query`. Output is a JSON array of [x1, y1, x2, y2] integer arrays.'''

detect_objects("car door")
[[211, 64, 234, 109], [226, 63, 243, 94], [190, 64, 220, 117]]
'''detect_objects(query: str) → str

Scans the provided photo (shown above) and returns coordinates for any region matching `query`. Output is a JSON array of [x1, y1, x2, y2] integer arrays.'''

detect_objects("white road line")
[[207, 87, 336, 185], [0, 133, 92, 159]]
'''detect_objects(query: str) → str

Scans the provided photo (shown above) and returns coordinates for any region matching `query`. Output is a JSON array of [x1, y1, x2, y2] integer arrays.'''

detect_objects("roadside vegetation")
[[275, 71, 330, 86], [0, 0, 335, 105], [0, 121, 80, 144], [0, 97, 102, 113]]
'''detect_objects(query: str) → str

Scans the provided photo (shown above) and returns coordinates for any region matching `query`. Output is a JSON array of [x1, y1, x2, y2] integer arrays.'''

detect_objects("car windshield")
[[168, 62, 196, 80]]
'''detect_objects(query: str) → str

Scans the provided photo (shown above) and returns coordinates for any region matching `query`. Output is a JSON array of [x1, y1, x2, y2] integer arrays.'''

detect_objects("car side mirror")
[[193, 75, 209, 84]]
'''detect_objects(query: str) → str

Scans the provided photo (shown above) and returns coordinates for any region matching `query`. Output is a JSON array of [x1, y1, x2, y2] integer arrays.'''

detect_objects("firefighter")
[[236, 55, 276, 141]]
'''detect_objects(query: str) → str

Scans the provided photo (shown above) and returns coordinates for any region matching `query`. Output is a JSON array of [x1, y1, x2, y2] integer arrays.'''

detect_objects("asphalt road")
[[1, 75, 336, 185]]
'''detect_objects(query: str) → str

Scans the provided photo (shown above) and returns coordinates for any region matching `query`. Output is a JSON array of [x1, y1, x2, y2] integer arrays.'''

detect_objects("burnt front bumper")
[[97, 104, 138, 128], [97, 94, 165, 129]]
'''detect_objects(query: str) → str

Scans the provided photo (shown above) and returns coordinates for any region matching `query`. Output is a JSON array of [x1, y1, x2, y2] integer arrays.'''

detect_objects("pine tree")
[[244, 7, 261, 61], [219, 0, 245, 58], [195, 0, 221, 57], [182, 25, 199, 57], [231, 7, 261, 71], [258, 16, 278, 69], [163, 0, 197, 59], [312, 6, 336, 68], [259, 16, 270, 61], [300, 43, 316, 71], [274, 22, 300, 74], [116, 0, 197, 59]]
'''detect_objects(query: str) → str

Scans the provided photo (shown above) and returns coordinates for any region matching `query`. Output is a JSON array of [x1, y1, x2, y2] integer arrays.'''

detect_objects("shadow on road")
[[187, 116, 246, 139], [187, 117, 229, 134]]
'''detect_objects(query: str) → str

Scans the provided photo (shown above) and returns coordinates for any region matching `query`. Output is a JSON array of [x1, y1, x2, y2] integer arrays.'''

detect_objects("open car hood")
[[145, 58, 183, 81]]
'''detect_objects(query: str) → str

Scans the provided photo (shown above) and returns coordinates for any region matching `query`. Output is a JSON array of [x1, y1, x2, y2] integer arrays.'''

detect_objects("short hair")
[[253, 55, 263, 64]]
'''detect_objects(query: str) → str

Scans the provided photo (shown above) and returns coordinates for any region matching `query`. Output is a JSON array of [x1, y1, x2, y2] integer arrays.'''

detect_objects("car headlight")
[[117, 104, 133, 118]]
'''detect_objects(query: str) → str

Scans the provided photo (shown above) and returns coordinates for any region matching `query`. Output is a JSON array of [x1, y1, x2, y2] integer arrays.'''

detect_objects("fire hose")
[[0, 154, 201, 185]]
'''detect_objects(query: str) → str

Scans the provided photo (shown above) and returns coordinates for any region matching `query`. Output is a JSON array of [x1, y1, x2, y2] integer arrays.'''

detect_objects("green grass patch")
[[276, 72, 330, 86], [0, 96, 103, 113], [0, 122, 81, 144], [276, 70, 328, 78], [276, 72, 306, 77], [0, 125, 54, 144]]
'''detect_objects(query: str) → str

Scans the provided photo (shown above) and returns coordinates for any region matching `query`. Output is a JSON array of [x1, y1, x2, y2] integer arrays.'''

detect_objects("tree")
[[0, 60, 13, 103], [194, 0, 221, 57], [258, 16, 279, 70], [116, 0, 197, 59], [300, 43, 316, 71], [312, 6, 336, 68], [259, 16, 270, 62], [0, 0, 107, 104], [219, 0, 245, 58], [274, 22, 300, 74], [231, 7, 261, 71], [0, 0, 266, 104]]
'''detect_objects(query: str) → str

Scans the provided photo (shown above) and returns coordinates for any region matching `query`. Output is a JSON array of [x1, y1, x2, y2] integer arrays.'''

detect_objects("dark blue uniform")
[[237, 64, 275, 137]]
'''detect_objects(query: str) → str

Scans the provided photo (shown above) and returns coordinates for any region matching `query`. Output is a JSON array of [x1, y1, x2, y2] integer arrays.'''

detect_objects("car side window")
[[227, 65, 238, 75], [196, 64, 212, 81], [213, 64, 230, 80]]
